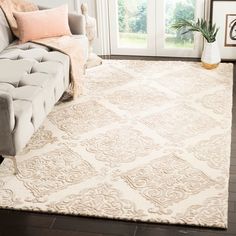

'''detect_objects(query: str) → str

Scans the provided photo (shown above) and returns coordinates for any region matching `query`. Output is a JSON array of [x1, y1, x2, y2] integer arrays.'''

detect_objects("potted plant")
[[172, 18, 220, 69]]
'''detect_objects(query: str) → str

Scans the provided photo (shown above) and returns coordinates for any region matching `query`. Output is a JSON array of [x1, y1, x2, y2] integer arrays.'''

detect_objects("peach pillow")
[[13, 5, 72, 43]]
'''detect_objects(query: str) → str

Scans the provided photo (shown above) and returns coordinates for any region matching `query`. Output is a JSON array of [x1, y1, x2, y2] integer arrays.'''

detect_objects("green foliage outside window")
[[118, 0, 147, 34], [166, 0, 195, 44], [117, 0, 196, 48]]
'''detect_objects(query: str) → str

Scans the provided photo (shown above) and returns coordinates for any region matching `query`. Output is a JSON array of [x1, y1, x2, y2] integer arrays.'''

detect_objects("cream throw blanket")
[[0, 0, 85, 99]]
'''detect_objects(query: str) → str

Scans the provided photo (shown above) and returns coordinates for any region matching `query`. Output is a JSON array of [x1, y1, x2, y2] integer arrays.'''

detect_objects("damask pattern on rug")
[[188, 134, 231, 171], [121, 155, 218, 214], [0, 180, 22, 207], [48, 101, 120, 138], [105, 85, 170, 113], [17, 147, 97, 200], [85, 64, 135, 94], [156, 67, 222, 96], [200, 90, 232, 116], [81, 127, 159, 165], [141, 105, 218, 142], [47, 184, 146, 219], [175, 194, 227, 228], [0, 60, 233, 228], [20, 126, 58, 155]]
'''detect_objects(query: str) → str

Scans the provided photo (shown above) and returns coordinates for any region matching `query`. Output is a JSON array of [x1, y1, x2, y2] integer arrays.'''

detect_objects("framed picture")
[[225, 14, 236, 47], [211, 0, 236, 59]]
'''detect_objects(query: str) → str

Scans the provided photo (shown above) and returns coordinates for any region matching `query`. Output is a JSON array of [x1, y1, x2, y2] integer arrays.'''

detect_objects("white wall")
[[30, 0, 96, 14], [79, 0, 96, 16], [30, 0, 77, 12]]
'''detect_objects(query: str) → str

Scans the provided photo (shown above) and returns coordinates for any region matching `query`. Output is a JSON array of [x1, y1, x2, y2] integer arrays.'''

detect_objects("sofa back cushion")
[[0, 9, 14, 52]]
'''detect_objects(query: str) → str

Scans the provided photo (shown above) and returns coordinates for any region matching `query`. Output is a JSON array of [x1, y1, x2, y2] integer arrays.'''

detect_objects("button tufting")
[[28, 67, 34, 74], [30, 67, 36, 74]]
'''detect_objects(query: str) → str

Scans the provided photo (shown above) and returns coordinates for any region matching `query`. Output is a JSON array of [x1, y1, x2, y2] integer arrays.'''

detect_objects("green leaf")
[[172, 18, 219, 43]]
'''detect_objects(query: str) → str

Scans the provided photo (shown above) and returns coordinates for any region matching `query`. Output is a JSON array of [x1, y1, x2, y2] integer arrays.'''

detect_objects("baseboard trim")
[[99, 55, 235, 63], [99, 55, 201, 62]]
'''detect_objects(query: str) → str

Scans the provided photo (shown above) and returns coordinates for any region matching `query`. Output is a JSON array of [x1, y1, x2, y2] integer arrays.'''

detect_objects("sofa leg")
[[4, 156, 19, 175], [0, 155, 4, 164], [12, 156, 19, 175]]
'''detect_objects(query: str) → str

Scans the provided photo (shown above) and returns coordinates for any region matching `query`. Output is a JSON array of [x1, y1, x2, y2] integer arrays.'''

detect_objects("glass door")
[[108, 0, 205, 57], [109, 0, 156, 56], [156, 0, 205, 57]]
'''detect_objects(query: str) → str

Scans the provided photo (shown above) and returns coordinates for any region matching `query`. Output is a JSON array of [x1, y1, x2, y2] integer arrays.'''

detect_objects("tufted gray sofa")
[[0, 7, 88, 174]]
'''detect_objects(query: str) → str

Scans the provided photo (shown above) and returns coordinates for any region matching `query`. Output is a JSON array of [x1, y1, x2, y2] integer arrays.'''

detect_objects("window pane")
[[118, 0, 147, 48], [165, 0, 196, 49]]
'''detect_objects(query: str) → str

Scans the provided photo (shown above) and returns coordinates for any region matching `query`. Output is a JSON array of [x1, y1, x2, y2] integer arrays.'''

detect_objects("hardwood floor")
[[0, 58, 236, 236]]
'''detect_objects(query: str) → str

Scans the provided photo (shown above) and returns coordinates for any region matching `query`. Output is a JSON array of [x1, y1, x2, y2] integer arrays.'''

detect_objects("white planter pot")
[[201, 41, 221, 69]]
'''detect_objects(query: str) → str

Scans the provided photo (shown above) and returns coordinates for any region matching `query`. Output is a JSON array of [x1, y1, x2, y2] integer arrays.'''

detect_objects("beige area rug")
[[0, 60, 233, 228]]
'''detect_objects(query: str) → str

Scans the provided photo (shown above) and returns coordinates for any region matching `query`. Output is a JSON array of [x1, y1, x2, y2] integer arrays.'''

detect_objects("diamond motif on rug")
[[141, 105, 218, 142], [20, 126, 58, 155], [105, 85, 170, 113], [17, 147, 97, 200], [48, 101, 120, 138], [81, 126, 159, 165], [199, 89, 232, 116], [175, 194, 227, 228], [157, 67, 220, 95], [85, 64, 134, 94], [47, 184, 146, 219], [188, 134, 231, 171], [121, 154, 217, 215]]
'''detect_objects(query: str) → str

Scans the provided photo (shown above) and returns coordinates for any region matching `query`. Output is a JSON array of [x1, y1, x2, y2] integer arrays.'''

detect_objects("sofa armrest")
[[38, 5, 86, 35], [68, 13, 86, 35], [0, 92, 15, 156]]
